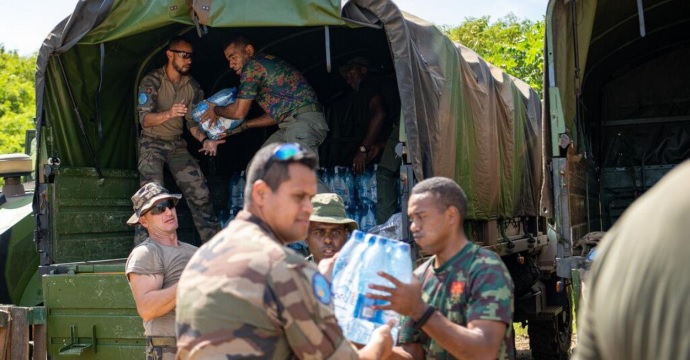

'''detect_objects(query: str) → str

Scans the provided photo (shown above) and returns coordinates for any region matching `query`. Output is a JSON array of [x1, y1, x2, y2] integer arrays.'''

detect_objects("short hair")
[[243, 143, 318, 207], [411, 177, 467, 220], [223, 34, 253, 51], [167, 36, 192, 50]]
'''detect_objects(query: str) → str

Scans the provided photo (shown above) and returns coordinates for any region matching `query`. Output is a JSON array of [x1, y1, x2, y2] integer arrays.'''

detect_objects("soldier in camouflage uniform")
[[176, 143, 393, 359], [369, 177, 515, 360], [137, 35, 222, 243], [199, 34, 329, 172], [125, 183, 198, 360]]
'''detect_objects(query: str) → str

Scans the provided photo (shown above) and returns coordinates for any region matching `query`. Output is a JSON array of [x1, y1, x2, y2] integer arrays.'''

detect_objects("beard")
[[173, 62, 190, 75]]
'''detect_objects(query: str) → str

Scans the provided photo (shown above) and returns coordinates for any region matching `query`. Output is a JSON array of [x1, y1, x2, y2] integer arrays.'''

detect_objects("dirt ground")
[[514, 333, 577, 359]]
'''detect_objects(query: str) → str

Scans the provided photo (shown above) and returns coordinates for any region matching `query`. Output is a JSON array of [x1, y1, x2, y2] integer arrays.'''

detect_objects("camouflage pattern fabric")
[[263, 111, 328, 192], [398, 242, 515, 360], [138, 136, 219, 242], [176, 211, 359, 360], [146, 337, 176, 360], [238, 53, 319, 123]]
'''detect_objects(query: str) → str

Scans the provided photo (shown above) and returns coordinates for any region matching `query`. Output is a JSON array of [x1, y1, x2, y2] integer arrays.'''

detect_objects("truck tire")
[[528, 283, 572, 359]]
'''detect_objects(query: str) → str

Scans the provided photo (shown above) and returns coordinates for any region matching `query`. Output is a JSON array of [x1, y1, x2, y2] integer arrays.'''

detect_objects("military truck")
[[545, 0, 690, 321], [2, 0, 578, 358]]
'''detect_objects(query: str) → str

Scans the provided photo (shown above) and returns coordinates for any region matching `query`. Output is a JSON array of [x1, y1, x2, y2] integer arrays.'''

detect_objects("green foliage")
[[443, 14, 544, 96], [0, 44, 36, 155]]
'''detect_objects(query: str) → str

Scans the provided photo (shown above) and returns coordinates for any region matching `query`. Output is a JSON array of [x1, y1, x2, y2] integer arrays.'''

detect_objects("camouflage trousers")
[[137, 135, 220, 243], [145, 336, 176, 360], [266, 111, 329, 192]]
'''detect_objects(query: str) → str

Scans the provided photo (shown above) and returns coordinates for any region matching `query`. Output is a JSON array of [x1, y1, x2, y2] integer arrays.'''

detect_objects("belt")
[[141, 133, 182, 141], [147, 336, 177, 347], [292, 103, 323, 116]]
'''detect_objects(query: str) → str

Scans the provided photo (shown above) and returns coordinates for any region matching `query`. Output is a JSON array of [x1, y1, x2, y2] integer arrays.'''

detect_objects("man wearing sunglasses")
[[136, 35, 222, 244], [177, 143, 393, 359], [199, 35, 329, 167], [125, 182, 198, 360]]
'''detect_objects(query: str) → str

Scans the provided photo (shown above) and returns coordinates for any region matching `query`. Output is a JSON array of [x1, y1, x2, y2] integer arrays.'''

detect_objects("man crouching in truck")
[[125, 183, 198, 360]]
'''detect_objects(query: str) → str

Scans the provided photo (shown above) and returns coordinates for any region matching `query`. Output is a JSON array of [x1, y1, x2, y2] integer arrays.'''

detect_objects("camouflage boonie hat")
[[126, 182, 182, 225], [309, 193, 358, 231]]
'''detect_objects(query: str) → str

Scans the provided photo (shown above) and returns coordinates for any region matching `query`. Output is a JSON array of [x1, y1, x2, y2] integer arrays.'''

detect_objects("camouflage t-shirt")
[[398, 242, 515, 360], [237, 53, 319, 123], [176, 211, 358, 360]]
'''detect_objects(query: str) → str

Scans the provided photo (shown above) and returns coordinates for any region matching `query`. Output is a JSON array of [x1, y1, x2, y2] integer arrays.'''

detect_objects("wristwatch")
[[359, 145, 368, 153]]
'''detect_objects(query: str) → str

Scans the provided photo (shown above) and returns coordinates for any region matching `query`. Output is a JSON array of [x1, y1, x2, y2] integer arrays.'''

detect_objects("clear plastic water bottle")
[[231, 171, 245, 211], [332, 167, 351, 206], [360, 204, 377, 232], [367, 165, 378, 203], [227, 172, 237, 212], [356, 170, 369, 204], [342, 167, 355, 207]]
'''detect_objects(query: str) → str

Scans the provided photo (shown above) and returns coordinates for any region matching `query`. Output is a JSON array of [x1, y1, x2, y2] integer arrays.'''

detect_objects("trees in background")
[[443, 14, 544, 97], [0, 45, 36, 155]]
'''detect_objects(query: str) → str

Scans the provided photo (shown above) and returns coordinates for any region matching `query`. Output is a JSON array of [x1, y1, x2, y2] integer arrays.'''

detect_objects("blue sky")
[[0, 0, 546, 56]]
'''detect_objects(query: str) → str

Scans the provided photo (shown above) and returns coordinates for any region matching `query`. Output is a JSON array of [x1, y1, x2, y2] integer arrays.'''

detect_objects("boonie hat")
[[126, 182, 182, 225], [339, 56, 370, 78], [310, 193, 359, 231]]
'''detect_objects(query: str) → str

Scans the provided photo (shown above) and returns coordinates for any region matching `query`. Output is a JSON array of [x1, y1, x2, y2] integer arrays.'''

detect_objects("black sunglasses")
[[169, 49, 193, 59], [144, 199, 176, 216]]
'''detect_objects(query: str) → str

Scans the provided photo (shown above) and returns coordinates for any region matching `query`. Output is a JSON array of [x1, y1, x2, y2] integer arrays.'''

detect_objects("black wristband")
[[412, 305, 435, 331], [201, 137, 208, 145]]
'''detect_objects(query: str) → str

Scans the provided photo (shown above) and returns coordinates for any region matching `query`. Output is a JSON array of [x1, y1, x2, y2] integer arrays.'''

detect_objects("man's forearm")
[[142, 111, 173, 128], [136, 285, 178, 321], [417, 314, 505, 360]]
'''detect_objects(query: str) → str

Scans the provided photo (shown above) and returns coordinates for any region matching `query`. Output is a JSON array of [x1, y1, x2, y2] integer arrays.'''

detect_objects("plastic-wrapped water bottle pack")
[[331, 230, 413, 344], [191, 88, 244, 140]]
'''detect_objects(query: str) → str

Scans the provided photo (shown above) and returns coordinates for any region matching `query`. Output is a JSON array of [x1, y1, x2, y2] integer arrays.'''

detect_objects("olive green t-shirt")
[[125, 238, 198, 337]]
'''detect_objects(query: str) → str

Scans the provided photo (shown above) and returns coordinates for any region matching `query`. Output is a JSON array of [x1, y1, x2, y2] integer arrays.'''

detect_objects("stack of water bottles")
[[318, 165, 378, 232], [331, 230, 413, 344], [225, 165, 388, 232]]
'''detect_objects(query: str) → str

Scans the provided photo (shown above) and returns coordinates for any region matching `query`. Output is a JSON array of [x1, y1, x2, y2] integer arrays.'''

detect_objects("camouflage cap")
[[309, 193, 358, 231], [126, 182, 182, 225]]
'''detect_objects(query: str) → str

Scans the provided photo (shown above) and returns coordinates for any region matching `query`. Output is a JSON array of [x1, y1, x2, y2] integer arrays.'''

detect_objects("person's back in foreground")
[[573, 159, 690, 360], [176, 142, 393, 359]]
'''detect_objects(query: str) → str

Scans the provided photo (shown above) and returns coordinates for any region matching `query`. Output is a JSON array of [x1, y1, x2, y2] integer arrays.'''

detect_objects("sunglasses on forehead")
[[169, 49, 193, 59], [143, 199, 176, 216], [261, 143, 313, 176]]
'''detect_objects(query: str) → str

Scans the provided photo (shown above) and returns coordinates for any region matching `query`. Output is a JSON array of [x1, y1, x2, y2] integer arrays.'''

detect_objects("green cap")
[[310, 193, 358, 231]]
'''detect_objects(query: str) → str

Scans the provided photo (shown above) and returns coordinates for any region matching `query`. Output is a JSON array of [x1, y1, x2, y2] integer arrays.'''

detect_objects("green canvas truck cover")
[[35, 0, 545, 224]]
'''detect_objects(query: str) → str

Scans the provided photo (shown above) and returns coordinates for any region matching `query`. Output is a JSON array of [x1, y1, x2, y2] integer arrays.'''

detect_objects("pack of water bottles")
[[331, 230, 413, 344], [191, 88, 243, 140], [318, 165, 378, 232]]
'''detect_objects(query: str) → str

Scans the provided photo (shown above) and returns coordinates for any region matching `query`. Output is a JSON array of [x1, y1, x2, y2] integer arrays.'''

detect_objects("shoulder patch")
[[138, 92, 148, 105], [312, 272, 332, 305]]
